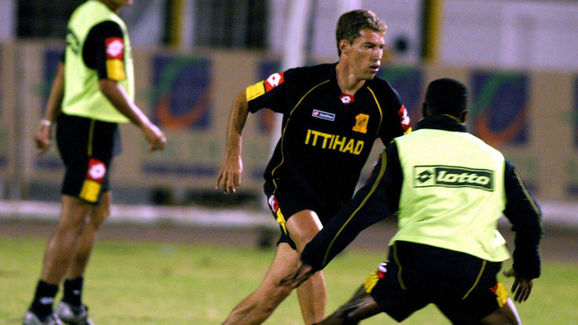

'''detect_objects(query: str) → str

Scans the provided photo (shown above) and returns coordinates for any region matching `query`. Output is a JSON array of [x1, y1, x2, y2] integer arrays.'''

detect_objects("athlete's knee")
[[89, 209, 108, 229], [89, 197, 111, 228], [56, 213, 90, 236], [286, 210, 323, 248], [481, 300, 521, 325]]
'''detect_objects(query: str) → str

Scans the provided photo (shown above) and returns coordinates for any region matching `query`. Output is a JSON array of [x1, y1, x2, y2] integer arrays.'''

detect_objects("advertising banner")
[[379, 66, 424, 123], [140, 55, 218, 186], [34, 49, 64, 172], [471, 71, 529, 146], [470, 71, 538, 191], [568, 76, 578, 195], [0, 46, 6, 171]]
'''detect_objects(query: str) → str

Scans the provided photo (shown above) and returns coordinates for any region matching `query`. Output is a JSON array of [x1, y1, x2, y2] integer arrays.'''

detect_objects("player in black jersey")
[[216, 9, 410, 324]]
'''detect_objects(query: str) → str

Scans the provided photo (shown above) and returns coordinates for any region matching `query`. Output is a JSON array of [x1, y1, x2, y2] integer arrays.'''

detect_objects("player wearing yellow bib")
[[25, 1, 166, 324], [283, 78, 543, 325]]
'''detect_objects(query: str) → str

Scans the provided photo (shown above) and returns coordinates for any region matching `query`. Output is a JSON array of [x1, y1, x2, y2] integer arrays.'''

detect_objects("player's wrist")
[[40, 119, 53, 127]]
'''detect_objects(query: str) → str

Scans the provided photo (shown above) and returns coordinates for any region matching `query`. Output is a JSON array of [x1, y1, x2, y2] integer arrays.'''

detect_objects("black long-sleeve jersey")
[[301, 115, 543, 280], [246, 63, 411, 220]]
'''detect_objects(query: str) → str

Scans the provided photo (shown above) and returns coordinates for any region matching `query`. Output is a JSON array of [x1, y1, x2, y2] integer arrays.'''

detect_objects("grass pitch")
[[1, 235, 576, 324]]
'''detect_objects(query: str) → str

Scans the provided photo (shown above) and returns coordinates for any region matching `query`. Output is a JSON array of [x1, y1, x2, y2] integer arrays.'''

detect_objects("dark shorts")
[[264, 183, 341, 249], [56, 113, 120, 204], [367, 241, 507, 324]]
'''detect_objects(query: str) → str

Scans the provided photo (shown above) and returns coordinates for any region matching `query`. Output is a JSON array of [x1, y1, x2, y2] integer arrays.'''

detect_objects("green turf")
[[1, 235, 576, 324]]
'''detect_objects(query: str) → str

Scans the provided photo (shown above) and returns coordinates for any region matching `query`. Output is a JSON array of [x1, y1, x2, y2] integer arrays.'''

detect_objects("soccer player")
[[282, 78, 543, 325], [215, 9, 411, 325], [25, 1, 166, 324]]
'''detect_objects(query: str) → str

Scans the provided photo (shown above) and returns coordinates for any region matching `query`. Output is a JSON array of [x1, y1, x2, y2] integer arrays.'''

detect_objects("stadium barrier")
[[0, 42, 576, 215]]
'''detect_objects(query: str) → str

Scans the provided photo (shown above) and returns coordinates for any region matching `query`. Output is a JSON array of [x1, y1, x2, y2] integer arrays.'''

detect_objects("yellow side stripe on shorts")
[[392, 244, 406, 290], [80, 179, 101, 203], [276, 208, 287, 235], [462, 260, 486, 299], [494, 281, 508, 307], [363, 272, 380, 294], [87, 120, 95, 156]]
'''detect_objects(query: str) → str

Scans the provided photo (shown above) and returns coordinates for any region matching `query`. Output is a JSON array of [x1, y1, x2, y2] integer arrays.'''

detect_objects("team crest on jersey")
[[312, 109, 336, 121], [353, 113, 369, 134], [339, 94, 354, 105], [264, 72, 285, 92]]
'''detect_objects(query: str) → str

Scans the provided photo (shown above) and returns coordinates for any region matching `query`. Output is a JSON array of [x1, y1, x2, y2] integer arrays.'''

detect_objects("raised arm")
[[215, 90, 250, 193]]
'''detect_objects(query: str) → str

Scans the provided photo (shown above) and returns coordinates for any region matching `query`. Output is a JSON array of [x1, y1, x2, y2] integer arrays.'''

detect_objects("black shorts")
[[56, 113, 120, 204], [264, 183, 342, 249], [367, 241, 507, 324]]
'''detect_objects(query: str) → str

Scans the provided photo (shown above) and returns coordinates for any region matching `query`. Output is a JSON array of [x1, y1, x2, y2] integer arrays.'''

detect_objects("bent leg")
[[41, 195, 93, 284], [223, 243, 299, 325], [287, 210, 326, 324], [480, 298, 521, 325]]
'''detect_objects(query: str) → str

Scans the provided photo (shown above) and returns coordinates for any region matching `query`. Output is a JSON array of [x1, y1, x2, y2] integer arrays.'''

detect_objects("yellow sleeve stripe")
[[106, 59, 126, 81], [363, 272, 380, 293], [321, 150, 388, 266], [514, 169, 542, 220], [246, 81, 265, 102]]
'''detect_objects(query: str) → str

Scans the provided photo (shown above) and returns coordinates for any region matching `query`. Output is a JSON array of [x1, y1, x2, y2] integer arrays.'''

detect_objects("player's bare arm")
[[34, 61, 65, 156], [216, 90, 249, 193], [98, 79, 166, 152]]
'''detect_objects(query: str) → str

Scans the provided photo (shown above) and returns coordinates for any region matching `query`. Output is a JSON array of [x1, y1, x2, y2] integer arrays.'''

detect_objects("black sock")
[[30, 280, 59, 318], [62, 277, 84, 307]]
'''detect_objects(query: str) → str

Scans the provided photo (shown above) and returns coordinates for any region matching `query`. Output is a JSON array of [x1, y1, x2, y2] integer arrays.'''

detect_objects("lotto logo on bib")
[[87, 158, 107, 183], [413, 165, 494, 191]]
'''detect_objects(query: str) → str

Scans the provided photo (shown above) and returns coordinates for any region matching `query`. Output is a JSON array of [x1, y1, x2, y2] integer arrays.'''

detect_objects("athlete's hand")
[[34, 123, 53, 156], [503, 268, 533, 303], [215, 154, 243, 193], [142, 122, 166, 152], [280, 263, 315, 288]]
